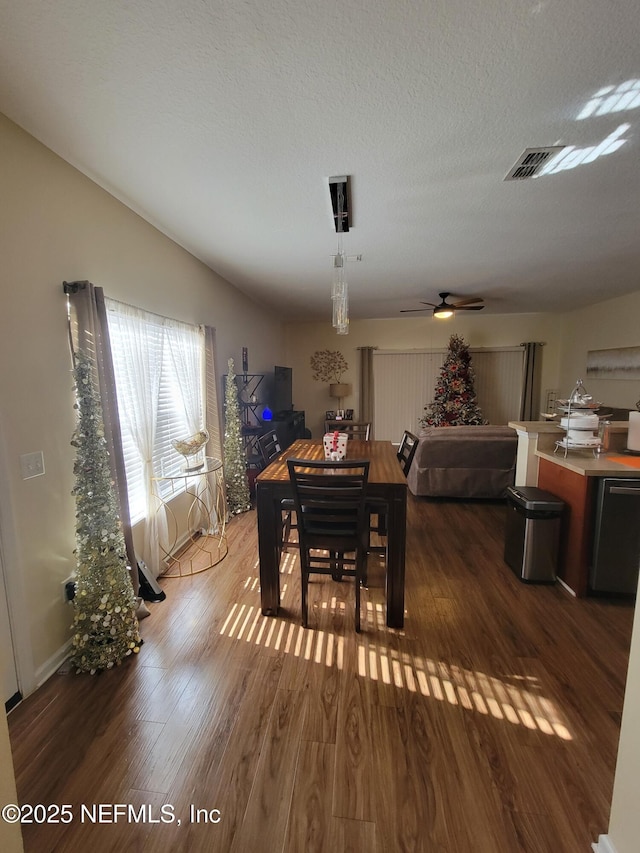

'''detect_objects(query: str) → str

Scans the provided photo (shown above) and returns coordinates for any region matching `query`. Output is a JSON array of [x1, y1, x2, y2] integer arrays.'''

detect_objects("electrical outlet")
[[20, 450, 45, 480], [63, 577, 76, 603]]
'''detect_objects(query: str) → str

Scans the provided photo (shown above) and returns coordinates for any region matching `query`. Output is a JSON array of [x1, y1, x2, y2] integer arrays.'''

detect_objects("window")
[[106, 300, 205, 523], [373, 347, 525, 440]]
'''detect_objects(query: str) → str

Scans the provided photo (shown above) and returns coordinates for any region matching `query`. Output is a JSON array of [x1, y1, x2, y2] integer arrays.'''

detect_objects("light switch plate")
[[20, 450, 45, 480]]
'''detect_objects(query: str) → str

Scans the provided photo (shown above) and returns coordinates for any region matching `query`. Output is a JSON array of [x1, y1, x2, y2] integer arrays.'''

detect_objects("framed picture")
[[586, 346, 640, 380], [345, 409, 354, 419], [325, 410, 336, 420]]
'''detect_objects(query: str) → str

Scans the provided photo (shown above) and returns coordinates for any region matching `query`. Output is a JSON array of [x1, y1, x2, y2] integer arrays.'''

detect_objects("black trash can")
[[504, 486, 564, 583]]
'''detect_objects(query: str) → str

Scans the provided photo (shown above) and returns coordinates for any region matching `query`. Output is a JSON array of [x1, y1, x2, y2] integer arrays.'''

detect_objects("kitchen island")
[[509, 420, 638, 596]]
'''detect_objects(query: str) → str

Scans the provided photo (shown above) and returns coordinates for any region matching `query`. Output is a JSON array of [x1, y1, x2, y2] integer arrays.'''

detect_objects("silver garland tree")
[[70, 352, 141, 673], [223, 357, 251, 514]]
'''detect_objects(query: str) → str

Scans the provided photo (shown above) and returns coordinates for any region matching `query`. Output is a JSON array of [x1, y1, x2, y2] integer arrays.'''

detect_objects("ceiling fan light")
[[434, 306, 454, 319]]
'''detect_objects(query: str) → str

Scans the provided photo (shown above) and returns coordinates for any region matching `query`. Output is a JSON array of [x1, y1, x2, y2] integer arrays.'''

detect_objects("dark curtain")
[[359, 346, 376, 437], [204, 325, 223, 464], [520, 342, 544, 421], [64, 281, 139, 595]]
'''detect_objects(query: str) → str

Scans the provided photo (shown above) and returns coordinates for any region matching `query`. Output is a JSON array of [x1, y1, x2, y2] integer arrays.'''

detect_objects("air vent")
[[504, 146, 565, 180]]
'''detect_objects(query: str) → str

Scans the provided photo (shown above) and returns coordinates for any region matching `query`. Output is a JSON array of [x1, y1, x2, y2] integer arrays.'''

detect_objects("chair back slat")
[[287, 458, 370, 539], [342, 423, 371, 440], [397, 430, 419, 476], [258, 430, 282, 467]]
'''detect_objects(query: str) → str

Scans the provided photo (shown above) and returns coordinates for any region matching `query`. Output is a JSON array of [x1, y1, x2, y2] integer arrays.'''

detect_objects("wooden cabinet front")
[[537, 458, 594, 596]]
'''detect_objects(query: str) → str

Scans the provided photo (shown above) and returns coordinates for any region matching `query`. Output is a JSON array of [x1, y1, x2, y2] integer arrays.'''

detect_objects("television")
[[272, 366, 293, 416]]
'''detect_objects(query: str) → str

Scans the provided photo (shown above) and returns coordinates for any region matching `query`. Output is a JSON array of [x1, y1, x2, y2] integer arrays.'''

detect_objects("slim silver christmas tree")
[[223, 357, 251, 514], [70, 352, 141, 673]]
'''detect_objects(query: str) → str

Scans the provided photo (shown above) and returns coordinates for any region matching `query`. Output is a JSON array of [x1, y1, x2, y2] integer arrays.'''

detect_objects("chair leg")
[[281, 510, 292, 549], [355, 571, 361, 633], [301, 563, 309, 628]]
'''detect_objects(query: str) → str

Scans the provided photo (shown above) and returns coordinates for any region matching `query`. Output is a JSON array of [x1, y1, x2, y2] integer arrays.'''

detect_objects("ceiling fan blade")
[[400, 307, 432, 313], [419, 301, 437, 307], [452, 296, 484, 307], [457, 305, 485, 311]]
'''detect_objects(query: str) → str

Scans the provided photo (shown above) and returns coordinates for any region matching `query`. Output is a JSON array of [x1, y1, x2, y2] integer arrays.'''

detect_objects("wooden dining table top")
[[256, 438, 406, 486]]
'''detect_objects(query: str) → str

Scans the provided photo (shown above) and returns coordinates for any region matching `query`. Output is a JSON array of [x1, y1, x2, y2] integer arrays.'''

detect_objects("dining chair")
[[258, 430, 297, 551], [287, 457, 370, 632], [397, 430, 419, 475], [257, 430, 283, 468], [343, 422, 371, 440]]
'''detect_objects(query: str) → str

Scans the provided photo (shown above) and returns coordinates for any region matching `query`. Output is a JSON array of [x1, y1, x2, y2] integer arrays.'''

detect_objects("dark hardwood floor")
[[8, 494, 634, 852]]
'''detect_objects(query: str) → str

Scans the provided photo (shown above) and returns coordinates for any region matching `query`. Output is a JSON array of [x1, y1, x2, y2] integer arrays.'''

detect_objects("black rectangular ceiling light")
[[329, 175, 350, 232]]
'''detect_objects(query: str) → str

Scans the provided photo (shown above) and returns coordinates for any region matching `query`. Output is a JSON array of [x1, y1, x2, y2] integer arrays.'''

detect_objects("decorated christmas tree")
[[420, 334, 488, 427], [70, 352, 141, 674], [223, 357, 251, 514]]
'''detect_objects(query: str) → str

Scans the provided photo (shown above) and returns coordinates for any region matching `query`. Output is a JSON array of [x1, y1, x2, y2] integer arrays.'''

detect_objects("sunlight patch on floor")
[[219, 597, 572, 740], [219, 560, 573, 742]]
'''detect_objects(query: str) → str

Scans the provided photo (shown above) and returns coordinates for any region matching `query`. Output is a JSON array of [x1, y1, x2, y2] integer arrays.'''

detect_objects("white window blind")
[[470, 348, 525, 426], [373, 351, 445, 442], [106, 301, 205, 523], [373, 347, 524, 441]]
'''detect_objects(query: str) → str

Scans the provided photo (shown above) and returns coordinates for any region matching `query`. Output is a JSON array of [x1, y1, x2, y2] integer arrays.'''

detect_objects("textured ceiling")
[[1, 0, 639, 321]]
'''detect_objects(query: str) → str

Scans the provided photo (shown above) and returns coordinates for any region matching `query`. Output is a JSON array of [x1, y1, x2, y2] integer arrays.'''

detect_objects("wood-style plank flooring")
[[8, 494, 634, 852]]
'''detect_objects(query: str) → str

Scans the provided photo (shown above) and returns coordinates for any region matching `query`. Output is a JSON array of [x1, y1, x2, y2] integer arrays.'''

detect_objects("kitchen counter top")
[[509, 419, 629, 437], [508, 419, 636, 479], [534, 448, 640, 477]]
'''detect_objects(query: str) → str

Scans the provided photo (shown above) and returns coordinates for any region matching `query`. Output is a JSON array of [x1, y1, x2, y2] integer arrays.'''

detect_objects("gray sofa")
[[407, 425, 518, 499], [600, 405, 633, 420]]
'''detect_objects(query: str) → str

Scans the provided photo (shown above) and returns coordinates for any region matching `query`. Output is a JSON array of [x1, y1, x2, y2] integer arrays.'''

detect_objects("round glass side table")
[[153, 456, 228, 576]]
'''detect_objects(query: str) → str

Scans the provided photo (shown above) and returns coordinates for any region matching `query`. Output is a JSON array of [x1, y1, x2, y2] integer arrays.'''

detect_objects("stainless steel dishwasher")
[[590, 478, 640, 594]]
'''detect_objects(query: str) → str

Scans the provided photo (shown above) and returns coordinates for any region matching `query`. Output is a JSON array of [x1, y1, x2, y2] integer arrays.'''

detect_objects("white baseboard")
[[34, 638, 73, 689], [592, 834, 618, 853]]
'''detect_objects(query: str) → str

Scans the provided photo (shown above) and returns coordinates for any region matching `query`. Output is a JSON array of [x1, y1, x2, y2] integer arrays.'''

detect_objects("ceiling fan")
[[401, 292, 485, 319]]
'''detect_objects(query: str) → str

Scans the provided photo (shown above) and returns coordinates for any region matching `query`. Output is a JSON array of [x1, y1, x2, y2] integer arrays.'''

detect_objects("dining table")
[[255, 438, 407, 628]]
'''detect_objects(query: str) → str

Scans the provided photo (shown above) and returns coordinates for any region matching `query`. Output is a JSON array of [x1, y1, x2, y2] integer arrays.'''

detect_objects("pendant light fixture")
[[329, 176, 350, 335]]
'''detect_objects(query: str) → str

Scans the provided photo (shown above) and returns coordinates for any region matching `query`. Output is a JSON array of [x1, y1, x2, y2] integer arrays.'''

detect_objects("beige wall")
[[1, 649, 23, 852], [608, 597, 640, 852], [557, 289, 640, 409], [0, 113, 284, 689], [284, 313, 564, 437], [0, 709, 22, 852]]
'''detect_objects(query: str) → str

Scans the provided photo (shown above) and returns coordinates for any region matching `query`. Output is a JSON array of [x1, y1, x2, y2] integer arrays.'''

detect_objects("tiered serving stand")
[[554, 380, 602, 458]]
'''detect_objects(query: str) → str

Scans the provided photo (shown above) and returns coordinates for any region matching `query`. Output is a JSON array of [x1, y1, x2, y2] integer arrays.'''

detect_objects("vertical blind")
[[373, 347, 524, 441], [106, 301, 205, 523]]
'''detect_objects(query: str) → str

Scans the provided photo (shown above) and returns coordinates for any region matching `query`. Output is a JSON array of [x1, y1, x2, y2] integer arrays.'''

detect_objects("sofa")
[[600, 405, 633, 420], [407, 425, 518, 499]]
